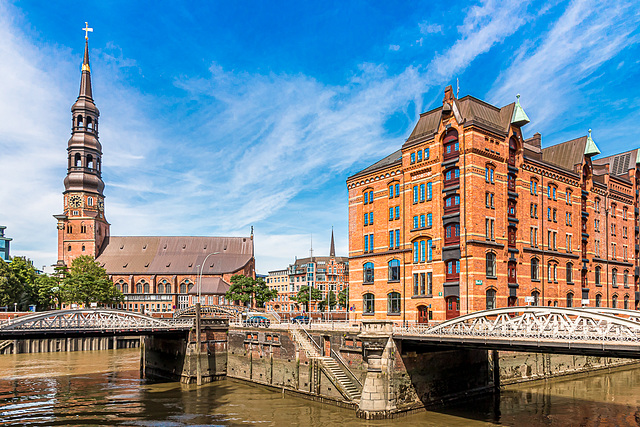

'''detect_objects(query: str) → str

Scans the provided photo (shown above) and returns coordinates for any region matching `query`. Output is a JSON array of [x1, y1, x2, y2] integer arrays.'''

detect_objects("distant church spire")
[[329, 227, 335, 257]]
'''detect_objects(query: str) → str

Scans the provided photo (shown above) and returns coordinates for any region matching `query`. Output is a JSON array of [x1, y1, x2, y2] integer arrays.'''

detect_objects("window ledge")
[[531, 278, 541, 283], [363, 282, 374, 285], [362, 313, 375, 316], [388, 279, 400, 284], [486, 275, 498, 280], [411, 295, 433, 299], [386, 312, 402, 316]]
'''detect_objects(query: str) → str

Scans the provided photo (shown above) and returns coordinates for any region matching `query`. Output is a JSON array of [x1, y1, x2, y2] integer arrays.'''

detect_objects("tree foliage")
[[337, 287, 349, 307], [63, 255, 123, 306], [225, 275, 277, 308], [0, 257, 37, 310], [291, 285, 322, 311], [318, 290, 337, 312]]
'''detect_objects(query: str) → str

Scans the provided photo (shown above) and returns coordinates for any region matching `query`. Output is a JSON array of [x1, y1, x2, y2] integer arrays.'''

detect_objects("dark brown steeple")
[[330, 228, 335, 257], [55, 25, 110, 267], [79, 40, 93, 99], [64, 35, 104, 197]]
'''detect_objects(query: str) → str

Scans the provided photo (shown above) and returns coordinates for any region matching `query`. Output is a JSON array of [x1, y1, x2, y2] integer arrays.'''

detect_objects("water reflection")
[[1, 350, 640, 426]]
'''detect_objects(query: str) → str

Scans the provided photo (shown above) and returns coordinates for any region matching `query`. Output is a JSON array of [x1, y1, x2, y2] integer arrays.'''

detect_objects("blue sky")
[[0, 0, 639, 273]]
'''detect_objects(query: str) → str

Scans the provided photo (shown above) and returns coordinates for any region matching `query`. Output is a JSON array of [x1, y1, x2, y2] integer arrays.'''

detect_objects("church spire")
[[55, 23, 109, 266], [329, 228, 335, 257], [79, 39, 93, 99]]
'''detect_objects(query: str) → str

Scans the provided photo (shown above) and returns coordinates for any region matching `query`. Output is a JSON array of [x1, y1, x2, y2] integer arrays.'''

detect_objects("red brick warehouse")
[[347, 86, 640, 323]]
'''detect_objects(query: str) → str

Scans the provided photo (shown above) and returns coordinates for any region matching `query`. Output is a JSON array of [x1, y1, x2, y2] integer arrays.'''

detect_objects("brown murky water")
[[1, 349, 639, 426]]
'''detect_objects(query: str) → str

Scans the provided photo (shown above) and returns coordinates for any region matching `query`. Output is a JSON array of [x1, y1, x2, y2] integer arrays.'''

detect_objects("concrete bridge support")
[[143, 319, 228, 384], [356, 321, 496, 419]]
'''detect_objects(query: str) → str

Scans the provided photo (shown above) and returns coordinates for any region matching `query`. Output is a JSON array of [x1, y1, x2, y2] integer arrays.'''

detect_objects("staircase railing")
[[297, 324, 322, 354], [330, 347, 363, 388], [266, 307, 281, 323]]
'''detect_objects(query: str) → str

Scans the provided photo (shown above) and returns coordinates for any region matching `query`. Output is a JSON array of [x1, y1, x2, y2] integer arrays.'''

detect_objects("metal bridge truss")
[[173, 304, 244, 318], [394, 306, 640, 357], [0, 309, 194, 335]]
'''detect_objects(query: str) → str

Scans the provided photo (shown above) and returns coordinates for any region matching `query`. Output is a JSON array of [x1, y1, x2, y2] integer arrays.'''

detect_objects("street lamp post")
[[195, 252, 220, 386]]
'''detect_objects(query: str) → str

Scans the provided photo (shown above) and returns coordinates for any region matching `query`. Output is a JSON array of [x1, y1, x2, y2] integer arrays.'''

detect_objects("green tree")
[[337, 287, 349, 308], [64, 255, 123, 306], [33, 275, 64, 310], [253, 278, 278, 308], [291, 285, 322, 312], [0, 257, 37, 310], [225, 275, 277, 308], [319, 290, 337, 312]]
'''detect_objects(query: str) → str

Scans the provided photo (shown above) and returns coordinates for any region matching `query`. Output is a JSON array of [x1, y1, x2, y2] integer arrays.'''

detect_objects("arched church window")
[[87, 197, 93, 207], [87, 116, 93, 130], [77, 115, 83, 128], [87, 154, 94, 169], [75, 153, 82, 167], [144, 282, 150, 293]]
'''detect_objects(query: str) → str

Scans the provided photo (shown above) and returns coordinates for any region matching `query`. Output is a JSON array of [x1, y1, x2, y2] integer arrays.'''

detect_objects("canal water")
[[1, 349, 640, 426]]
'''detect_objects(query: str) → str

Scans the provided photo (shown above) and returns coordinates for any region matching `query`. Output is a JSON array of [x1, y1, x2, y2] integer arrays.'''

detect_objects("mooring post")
[[196, 302, 202, 386], [139, 336, 146, 379]]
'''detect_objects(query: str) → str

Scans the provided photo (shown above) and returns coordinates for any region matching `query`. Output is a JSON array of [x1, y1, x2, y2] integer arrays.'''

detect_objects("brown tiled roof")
[[405, 96, 515, 146], [187, 276, 230, 295], [541, 136, 587, 172], [593, 148, 639, 177], [348, 149, 402, 180], [406, 107, 441, 142], [97, 236, 253, 275], [293, 256, 349, 266], [456, 97, 514, 136]]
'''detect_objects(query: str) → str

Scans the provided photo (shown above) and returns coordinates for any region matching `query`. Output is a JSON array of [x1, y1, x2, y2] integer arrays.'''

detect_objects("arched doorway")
[[445, 296, 460, 319], [417, 305, 429, 324]]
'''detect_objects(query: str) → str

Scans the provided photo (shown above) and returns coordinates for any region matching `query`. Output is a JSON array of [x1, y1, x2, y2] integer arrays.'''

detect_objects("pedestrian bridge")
[[0, 309, 195, 337], [392, 306, 640, 358]]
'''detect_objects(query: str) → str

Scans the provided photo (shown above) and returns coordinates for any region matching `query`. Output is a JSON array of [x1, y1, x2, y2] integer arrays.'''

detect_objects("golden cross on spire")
[[83, 22, 93, 40]]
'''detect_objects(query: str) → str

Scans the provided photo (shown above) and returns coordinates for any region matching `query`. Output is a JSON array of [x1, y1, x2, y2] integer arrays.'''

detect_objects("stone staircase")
[[291, 328, 362, 402]]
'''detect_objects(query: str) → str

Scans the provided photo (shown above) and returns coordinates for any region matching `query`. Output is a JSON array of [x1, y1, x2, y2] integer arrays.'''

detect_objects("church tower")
[[55, 27, 109, 266]]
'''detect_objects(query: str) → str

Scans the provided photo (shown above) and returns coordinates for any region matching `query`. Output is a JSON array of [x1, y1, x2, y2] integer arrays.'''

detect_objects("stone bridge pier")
[[356, 321, 496, 419], [143, 317, 229, 384]]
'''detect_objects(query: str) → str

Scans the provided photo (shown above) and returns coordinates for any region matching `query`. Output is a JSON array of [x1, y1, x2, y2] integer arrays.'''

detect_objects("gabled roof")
[[348, 149, 402, 180], [593, 148, 640, 177], [404, 96, 515, 146], [97, 236, 253, 275], [187, 277, 230, 295], [541, 136, 588, 172], [293, 256, 349, 267]]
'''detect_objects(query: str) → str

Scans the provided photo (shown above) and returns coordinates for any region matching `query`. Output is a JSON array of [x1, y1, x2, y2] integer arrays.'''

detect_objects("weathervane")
[[83, 22, 93, 40]]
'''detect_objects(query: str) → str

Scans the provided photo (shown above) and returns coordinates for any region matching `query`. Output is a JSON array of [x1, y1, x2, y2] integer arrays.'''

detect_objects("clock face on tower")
[[69, 194, 82, 208]]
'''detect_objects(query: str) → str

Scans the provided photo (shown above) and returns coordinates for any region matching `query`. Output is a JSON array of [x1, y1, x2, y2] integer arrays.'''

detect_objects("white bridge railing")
[[393, 306, 640, 343], [0, 309, 194, 333]]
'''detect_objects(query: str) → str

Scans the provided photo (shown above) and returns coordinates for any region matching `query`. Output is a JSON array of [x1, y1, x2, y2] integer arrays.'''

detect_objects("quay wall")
[[226, 326, 366, 406], [0, 335, 140, 354], [498, 351, 640, 385]]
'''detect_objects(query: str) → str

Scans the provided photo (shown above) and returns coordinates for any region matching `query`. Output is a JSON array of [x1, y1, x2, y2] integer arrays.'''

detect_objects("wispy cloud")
[[2, 0, 636, 274], [428, 0, 533, 80], [489, 0, 640, 145]]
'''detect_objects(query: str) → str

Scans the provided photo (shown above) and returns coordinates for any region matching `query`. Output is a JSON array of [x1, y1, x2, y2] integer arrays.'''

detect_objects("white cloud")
[[428, 0, 533, 80], [419, 22, 442, 35], [5, 0, 630, 274], [489, 0, 640, 140], [389, 44, 400, 51]]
